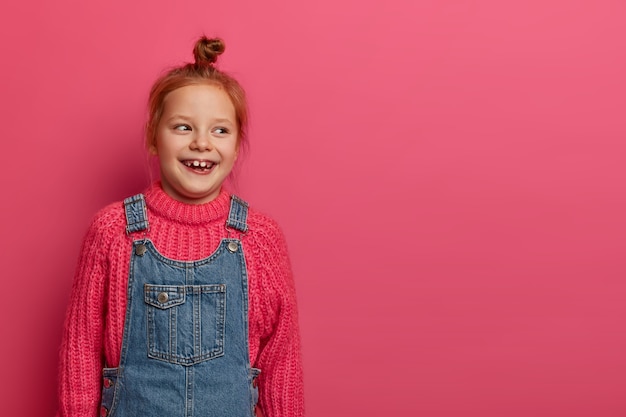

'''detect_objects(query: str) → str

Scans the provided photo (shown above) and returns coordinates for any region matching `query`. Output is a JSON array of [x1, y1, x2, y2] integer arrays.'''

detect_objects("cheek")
[[228, 146, 239, 164], [218, 140, 239, 162], [154, 132, 175, 157]]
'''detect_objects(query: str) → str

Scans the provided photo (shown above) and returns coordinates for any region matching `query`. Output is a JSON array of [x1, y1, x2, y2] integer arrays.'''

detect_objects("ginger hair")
[[146, 36, 248, 153]]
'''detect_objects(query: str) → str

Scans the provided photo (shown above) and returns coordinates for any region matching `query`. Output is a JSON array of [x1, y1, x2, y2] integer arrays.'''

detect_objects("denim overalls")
[[99, 194, 259, 417]]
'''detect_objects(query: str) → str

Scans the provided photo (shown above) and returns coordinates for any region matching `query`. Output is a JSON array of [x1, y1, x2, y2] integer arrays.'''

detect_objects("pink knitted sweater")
[[57, 182, 304, 417]]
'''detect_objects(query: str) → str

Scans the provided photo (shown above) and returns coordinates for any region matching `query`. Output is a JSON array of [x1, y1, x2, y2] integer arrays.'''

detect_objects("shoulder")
[[74, 200, 129, 268], [243, 204, 292, 277], [84, 200, 128, 243], [245, 205, 288, 248], [92, 200, 126, 229]]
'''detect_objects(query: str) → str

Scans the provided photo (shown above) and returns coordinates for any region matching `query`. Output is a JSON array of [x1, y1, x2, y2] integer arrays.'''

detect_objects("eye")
[[174, 124, 191, 131], [213, 127, 230, 135]]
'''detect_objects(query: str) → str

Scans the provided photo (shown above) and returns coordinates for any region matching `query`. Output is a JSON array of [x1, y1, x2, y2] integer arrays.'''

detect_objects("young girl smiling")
[[57, 37, 304, 417]]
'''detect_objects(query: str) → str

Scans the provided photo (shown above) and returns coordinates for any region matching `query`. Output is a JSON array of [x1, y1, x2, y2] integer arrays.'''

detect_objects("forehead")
[[162, 84, 236, 119]]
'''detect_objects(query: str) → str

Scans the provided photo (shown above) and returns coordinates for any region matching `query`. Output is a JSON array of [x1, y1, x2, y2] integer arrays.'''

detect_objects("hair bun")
[[193, 37, 225, 65]]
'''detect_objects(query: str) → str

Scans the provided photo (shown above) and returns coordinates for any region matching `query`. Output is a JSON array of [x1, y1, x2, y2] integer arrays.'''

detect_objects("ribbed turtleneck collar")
[[143, 182, 231, 225]]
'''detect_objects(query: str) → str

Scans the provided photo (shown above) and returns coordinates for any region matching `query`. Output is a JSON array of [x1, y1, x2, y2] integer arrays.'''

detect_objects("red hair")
[[146, 37, 248, 153]]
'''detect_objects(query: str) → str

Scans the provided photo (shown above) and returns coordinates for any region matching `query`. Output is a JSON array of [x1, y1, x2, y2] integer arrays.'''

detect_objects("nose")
[[190, 132, 213, 151]]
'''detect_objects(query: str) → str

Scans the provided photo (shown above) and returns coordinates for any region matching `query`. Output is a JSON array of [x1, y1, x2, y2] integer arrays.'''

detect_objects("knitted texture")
[[57, 183, 304, 417]]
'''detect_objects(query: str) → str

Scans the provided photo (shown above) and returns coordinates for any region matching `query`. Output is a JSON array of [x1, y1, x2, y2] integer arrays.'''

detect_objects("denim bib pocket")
[[145, 284, 226, 365]]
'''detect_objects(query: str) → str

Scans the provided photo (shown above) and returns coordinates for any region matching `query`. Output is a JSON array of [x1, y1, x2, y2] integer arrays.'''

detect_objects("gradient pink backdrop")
[[1, 1, 625, 416]]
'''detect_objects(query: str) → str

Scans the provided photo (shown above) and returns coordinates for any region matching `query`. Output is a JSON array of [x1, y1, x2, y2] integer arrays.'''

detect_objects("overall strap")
[[124, 194, 149, 234], [226, 195, 249, 233]]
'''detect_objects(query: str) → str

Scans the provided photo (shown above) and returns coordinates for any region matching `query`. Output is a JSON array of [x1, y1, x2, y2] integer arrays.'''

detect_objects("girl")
[[57, 37, 304, 417]]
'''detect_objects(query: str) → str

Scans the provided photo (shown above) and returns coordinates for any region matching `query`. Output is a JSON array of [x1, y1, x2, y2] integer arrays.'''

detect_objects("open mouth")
[[182, 160, 216, 172]]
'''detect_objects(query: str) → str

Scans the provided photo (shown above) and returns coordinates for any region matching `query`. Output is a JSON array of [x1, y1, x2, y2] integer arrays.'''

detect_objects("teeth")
[[184, 160, 214, 169]]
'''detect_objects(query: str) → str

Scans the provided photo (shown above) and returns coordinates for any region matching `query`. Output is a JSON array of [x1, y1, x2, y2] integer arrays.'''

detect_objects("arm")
[[57, 215, 110, 417], [252, 221, 305, 417]]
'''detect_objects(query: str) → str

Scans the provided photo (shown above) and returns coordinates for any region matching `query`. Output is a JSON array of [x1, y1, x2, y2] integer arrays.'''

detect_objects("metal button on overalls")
[[157, 292, 168, 303], [135, 244, 147, 256]]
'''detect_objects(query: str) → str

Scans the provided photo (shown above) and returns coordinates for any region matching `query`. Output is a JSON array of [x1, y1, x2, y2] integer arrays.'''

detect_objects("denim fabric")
[[123, 195, 149, 234], [100, 195, 259, 417], [226, 195, 249, 233]]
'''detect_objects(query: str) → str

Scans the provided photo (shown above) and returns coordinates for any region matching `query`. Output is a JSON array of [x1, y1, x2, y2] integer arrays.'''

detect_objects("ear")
[[149, 144, 158, 155]]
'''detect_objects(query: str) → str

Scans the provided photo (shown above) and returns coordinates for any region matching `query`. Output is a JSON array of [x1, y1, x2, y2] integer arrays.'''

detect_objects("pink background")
[[1, 0, 625, 416]]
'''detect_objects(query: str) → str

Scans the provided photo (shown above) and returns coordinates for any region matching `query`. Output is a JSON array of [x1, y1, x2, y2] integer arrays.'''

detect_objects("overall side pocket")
[[251, 367, 262, 416], [100, 367, 119, 417]]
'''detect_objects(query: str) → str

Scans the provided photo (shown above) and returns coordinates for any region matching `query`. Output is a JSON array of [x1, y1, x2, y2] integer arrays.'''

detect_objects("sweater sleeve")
[[57, 211, 113, 417], [251, 219, 305, 417]]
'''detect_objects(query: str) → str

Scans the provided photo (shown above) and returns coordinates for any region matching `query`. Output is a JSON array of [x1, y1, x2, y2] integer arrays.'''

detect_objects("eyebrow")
[[165, 115, 235, 125], [212, 118, 236, 125], [164, 115, 193, 123]]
